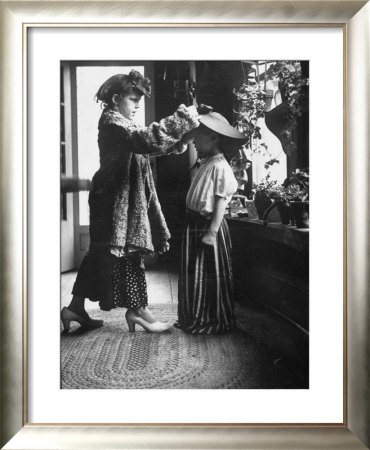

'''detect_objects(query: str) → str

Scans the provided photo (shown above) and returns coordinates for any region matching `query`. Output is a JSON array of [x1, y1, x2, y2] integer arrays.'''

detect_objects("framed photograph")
[[1, 1, 369, 449]]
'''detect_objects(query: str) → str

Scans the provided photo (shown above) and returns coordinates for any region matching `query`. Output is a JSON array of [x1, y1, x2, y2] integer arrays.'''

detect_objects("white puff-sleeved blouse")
[[186, 153, 238, 215]]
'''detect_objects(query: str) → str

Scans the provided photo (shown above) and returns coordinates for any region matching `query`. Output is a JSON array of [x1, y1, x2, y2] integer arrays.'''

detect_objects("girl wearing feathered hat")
[[176, 108, 247, 334], [61, 70, 200, 333]]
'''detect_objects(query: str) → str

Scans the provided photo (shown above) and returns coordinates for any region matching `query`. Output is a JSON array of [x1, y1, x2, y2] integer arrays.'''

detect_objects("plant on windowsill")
[[252, 175, 278, 220], [265, 184, 294, 225], [283, 169, 309, 228], [258, 169, 309, 227]]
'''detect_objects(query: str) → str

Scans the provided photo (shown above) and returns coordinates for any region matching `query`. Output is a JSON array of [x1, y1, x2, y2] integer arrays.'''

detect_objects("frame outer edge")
[[1, 426, 370, 450], [0, 1, 368, 23], [0, 3, 24, 449], [347, 1, 370, 447], [0, 0, 369, 449]]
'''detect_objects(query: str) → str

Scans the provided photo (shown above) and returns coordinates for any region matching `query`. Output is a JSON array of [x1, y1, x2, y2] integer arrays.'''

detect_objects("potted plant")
[[266, 184, 293, 225], [284, 169, 309, 228], [252, 176, 277, 220]]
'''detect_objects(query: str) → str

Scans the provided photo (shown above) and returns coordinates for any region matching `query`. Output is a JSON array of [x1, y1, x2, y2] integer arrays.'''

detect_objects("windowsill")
[[226, 215, 309, 251], [228, 215, 309, 233]]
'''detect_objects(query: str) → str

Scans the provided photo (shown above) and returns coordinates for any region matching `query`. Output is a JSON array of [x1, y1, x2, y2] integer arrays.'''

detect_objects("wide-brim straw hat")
[[198, 111, 247, 155], [199, 112, 247, 140]]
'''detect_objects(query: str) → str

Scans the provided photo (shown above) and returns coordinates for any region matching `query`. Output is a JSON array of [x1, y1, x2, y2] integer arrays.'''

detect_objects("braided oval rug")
[[61, 304, 284, 389]]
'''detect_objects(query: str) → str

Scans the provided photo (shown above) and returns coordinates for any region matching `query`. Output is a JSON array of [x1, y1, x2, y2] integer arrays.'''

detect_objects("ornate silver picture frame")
[[1, 1, 369, 448]]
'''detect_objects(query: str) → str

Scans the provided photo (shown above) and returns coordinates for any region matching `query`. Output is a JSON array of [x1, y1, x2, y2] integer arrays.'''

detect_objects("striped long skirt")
[[176, 213, 235, 334]]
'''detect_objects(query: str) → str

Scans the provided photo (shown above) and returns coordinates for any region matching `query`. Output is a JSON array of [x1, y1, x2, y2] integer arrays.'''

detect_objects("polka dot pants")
[[112, 255, 148, 309]]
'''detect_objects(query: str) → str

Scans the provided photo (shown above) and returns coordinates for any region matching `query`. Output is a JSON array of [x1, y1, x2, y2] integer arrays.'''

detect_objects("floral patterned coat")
[[88, 105, 199, 254]]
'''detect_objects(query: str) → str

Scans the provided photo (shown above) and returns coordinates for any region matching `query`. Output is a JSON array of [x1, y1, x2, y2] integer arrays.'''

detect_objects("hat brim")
[[222, 136, 246, 156], [199, 112, 247, 140]]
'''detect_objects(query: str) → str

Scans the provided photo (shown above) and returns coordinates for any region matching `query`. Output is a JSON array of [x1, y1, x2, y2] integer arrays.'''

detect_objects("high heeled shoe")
[[125, 310, 171, 333], [61, 307, 104, 332]]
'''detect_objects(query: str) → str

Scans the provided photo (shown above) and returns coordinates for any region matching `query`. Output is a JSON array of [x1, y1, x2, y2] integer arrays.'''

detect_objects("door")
[[60, 64, 75, 272]]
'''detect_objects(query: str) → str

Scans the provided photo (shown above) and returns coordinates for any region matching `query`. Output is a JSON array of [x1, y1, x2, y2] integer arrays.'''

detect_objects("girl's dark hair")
[[95, 70, 151, 107]]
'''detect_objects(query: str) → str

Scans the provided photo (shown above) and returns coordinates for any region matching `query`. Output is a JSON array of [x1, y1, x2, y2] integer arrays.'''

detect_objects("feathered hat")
[[95, 70, 151, 104]]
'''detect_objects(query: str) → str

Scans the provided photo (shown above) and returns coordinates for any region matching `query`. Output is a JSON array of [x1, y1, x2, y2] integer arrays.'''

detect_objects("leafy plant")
[[253, 168, 309, 206], [233, 83, 266, 147], [265, 61, 309, 124], [229, 153, 251, 172], [233, 61, 308, 155], [266, 184, 290, 206], [252, 175, 277, 196], [264, 158, 280, 169], [283, 168, 309, 201]]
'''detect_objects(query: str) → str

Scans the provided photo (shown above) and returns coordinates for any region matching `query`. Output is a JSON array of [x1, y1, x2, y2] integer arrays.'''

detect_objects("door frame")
[[68, 61, 155, 268]]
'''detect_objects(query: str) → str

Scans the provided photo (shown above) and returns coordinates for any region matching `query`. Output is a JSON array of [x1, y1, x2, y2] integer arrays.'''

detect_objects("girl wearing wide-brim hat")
[[176, 109, 247, 334], [61, 70, 200, 334]]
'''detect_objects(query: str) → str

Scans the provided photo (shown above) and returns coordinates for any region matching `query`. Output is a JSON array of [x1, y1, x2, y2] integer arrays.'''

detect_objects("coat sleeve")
[[117, 104, 199, 155], [148, 129, 196, 157]]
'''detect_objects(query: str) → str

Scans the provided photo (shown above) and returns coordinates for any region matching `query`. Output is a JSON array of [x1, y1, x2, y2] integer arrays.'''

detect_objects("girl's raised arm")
[[101, 105, 199, 156]]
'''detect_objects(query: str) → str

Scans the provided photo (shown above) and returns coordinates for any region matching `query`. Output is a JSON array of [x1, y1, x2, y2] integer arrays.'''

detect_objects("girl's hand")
[[181, 129, 196, 143], [158, 242, 170, 254], [197, 104, 213, 115], [201, 231, 217, 247]]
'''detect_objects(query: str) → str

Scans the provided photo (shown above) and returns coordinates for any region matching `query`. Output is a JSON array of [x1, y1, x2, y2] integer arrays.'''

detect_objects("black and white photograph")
[[60, 60, 309, 390]]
